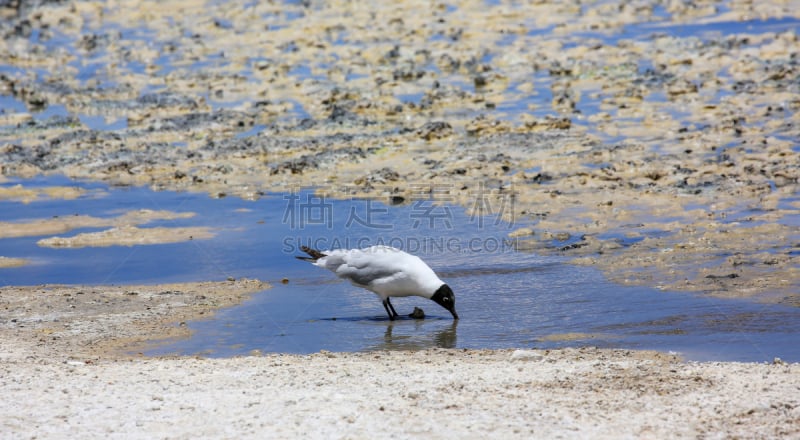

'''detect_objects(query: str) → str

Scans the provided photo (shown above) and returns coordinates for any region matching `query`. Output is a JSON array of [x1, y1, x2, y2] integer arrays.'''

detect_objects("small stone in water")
[[409, 307, 425, 319]]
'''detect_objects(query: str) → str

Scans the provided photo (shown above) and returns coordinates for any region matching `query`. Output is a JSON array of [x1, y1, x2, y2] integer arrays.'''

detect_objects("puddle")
[[1, 176, 798, 362], [147, 259, 800, 362]]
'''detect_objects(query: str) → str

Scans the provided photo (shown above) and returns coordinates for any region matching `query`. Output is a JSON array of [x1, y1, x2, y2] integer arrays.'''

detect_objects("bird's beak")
[[450, 308, 459, 320]]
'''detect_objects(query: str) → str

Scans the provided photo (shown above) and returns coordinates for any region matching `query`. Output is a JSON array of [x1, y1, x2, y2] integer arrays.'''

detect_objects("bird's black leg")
[[383, 298, 399, 320], [383, 300, 396, 320], [386, 298, 399, 319]]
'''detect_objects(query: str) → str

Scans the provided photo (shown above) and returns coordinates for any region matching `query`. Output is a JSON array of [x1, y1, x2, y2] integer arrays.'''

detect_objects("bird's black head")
[[430, 284, 459, 320]]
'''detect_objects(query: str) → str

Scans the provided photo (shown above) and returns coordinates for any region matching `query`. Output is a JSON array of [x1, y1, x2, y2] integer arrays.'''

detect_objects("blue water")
[[1, 176, 798, 362], [618, 16, 800, 41]]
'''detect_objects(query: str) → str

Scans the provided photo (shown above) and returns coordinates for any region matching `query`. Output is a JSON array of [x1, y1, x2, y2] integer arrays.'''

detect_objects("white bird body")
[[296, 245, 459, 320], [312, 246, 443, 300]]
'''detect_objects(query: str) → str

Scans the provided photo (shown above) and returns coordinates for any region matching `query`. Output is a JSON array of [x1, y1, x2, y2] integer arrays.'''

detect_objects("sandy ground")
[[1, 1, 800, 438], [1, 348, 798, 439], [0, 279, 269, 361]]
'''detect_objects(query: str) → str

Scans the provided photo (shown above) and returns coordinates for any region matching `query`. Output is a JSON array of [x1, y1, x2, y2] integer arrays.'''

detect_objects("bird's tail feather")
[[296, 245, 326, 262]]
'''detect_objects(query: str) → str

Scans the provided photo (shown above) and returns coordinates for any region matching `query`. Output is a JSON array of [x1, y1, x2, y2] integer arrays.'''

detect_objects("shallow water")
[[3, 10, 798, 136], [1, 176, 798, 362]]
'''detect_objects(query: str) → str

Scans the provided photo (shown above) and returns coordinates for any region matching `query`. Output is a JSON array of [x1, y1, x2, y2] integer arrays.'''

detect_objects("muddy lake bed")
[[1, 0, 799, 362]]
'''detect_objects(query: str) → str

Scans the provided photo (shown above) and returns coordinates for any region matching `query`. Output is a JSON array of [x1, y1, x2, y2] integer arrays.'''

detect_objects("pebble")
[[409, 307, 425, 319]]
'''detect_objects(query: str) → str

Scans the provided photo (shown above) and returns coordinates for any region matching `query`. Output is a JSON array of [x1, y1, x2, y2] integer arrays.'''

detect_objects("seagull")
[[296, 245, 459, 320]]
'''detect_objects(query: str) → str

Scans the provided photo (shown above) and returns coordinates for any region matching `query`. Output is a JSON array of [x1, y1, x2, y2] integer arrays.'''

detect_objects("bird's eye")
[[443, 297, 450, 302]]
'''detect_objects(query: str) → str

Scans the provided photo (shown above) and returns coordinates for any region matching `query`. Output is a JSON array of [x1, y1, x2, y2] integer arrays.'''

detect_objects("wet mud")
[[0, 278, 269, 360]]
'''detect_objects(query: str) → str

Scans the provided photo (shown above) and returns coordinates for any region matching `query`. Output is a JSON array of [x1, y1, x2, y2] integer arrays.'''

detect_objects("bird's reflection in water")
[[368, 320, 458, 351]]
